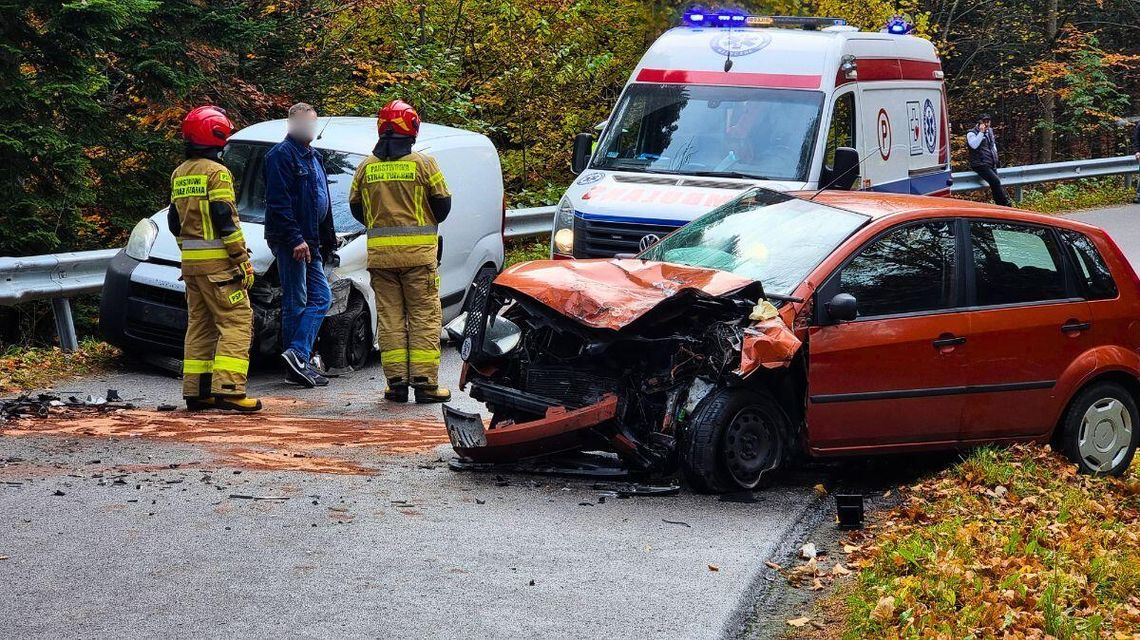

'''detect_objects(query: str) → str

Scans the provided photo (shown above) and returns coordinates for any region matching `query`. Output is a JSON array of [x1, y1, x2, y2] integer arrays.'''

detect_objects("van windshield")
[[639, 189, 868, 296], [590, 84, 824, 182], [223, 141, 366, 234]]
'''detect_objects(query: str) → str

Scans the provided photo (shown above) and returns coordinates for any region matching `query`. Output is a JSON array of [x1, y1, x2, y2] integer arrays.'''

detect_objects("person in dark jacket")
[[1132, 120, 1140, 204], [263, 102, 336, 388], [966, 113, 1012, 207]]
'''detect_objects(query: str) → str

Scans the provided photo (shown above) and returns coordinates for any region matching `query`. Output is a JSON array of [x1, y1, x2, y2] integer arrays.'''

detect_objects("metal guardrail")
[[2, 155, 1137, 350], [949, 154, 1139, 197], [0, 249, 119, 351]]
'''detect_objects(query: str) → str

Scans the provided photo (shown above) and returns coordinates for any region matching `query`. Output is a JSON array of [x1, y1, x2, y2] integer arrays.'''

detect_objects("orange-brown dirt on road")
[[1, 405, 450, 475]]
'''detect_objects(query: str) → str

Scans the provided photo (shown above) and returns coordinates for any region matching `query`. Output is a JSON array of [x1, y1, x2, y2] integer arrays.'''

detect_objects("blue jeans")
[[272, 244, 332, 361]]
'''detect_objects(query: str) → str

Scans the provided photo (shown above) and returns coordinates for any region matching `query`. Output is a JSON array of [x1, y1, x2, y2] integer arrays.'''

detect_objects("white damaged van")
[[555, 12, 952, 258], [100, 117, 504, 372]]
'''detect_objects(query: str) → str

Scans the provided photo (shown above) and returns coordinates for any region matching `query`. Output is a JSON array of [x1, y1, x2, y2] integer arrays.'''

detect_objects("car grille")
[[130, 282, 186, 309], [525, 366, 618, 408], [572, 217, 682, 258]]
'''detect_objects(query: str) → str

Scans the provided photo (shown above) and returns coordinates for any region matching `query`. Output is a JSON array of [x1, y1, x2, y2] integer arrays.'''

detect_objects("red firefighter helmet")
[[377, 100, 421, 137], [181, 106, 234, 147]]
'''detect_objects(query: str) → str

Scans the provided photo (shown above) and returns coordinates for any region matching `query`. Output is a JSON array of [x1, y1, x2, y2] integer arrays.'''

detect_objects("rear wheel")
[[1059, 381, 1138, 476], [318, 296, 371, 372], [681, 388, 790, 493]]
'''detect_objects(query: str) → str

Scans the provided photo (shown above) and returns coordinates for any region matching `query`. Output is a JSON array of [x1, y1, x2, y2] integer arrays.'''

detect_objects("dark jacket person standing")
[[966, 113, 1012, 207], [263, 102, 336, 388]]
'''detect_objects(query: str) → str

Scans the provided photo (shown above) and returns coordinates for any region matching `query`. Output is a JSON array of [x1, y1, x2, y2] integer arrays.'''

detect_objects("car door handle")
[[932, 335, 966, 348], [1061, 320, 1091, 333]]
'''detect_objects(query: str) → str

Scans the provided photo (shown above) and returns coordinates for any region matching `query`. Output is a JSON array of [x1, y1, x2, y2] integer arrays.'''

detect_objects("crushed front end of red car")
[[443, 258, 802, 481]]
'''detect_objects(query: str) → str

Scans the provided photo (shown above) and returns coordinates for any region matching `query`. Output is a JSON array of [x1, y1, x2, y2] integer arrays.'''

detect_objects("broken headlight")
[[125, 218, 158, 261]]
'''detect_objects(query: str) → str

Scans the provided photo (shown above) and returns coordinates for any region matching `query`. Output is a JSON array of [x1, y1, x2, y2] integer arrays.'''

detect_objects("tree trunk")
[[1039, 0, 1058, 163]]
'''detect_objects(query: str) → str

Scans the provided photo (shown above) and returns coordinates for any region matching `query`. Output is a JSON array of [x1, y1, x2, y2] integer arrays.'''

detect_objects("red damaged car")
[[445, 189, 1140, 492]]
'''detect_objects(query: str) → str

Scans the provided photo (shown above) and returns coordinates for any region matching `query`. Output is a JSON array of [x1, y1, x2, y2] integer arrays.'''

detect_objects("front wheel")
[[1059, 381, 1139, 476], [681, 388, 791, 493], [318, 297, 371, 372]]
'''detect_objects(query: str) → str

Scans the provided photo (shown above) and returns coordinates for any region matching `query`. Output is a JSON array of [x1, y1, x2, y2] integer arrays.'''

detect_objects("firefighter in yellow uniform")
[[170, 106, 261, 412], [348, 100, 452, 403]]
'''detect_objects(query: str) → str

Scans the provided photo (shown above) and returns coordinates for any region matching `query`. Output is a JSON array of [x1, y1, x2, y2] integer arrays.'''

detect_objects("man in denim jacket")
[[263, 102, 337, 388]]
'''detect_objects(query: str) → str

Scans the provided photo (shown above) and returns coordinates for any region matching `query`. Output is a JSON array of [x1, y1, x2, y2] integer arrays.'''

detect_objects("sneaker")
[[282, 349, 316, 388], [184, 396, 216, 411], [307, 366, 329, 387], [309, 354, 329, 376], [214, 396, 263, 412]]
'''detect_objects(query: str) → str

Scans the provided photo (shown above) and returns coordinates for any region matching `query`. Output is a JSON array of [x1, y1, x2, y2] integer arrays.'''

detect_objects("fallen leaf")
[[871, 596, 896, 621], [707, 564, 720, 572], [832, 563, 851, 576], [765, 561, 782, 570], [813, 483, 828, 496], [843, 544, 862, 554], [811, 577, 824, 590], [786, 617, 811, 627]]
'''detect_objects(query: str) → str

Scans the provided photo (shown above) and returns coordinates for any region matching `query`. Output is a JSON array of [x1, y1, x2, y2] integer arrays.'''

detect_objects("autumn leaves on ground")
[[786, 446, 1140, 639]]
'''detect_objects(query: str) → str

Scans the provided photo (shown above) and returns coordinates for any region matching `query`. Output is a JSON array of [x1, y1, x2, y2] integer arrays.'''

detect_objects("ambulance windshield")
[[590, 84, 824, 182]]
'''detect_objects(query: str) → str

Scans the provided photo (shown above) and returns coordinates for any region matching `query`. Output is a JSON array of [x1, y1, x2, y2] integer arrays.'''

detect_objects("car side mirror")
[[572, 132, 593, 175], [826, 293, 858, 322], [827, 147, 859, 191]]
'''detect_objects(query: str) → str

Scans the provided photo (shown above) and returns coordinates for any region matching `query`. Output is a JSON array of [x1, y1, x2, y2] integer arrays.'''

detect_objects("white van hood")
[[148, 209, 274, 275], [565, 170, 805, 223]]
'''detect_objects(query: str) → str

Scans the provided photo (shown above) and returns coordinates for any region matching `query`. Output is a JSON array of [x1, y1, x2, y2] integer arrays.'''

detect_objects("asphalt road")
[[2, 201, 1137, 639], [1, 348, 826, 639]]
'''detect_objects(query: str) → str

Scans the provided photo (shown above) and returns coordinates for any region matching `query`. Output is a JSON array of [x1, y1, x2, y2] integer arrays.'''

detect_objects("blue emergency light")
[[682, 10, 846, 30], [884, 15, 915, 34]]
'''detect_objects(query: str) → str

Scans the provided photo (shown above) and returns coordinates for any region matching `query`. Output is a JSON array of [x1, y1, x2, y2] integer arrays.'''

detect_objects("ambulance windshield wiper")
[[687, 170, 771, 180]]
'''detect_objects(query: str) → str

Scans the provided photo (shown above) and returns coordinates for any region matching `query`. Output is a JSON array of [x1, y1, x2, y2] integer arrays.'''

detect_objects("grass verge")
[[0, 339, 122, 393], [504, 236, 551, 267], [790, 445, 1140, 638]]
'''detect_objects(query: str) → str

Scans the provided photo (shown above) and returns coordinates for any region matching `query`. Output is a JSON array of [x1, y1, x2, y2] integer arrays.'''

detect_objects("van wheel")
[[318, 297, 371, 372], [1059, 381, 1138, 476], [681, 388, 789, 493]]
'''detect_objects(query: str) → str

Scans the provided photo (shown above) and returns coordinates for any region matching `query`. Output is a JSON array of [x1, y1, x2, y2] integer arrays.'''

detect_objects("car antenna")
[[315, 115, 334, 141], [807, 145, 895, 201]]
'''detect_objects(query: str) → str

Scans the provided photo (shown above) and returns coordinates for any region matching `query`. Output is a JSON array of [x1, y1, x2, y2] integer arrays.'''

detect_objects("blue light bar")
[[681, 10, 847, 30], [884, 15, 915, 34]]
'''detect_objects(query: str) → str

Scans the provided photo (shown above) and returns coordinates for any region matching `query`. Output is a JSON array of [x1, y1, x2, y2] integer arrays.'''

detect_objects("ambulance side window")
[[823, 92, 857, 170]]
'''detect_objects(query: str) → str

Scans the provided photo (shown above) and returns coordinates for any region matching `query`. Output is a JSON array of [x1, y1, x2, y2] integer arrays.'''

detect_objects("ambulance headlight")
[[551, 197, 575, 256], [125, 218, 158, 261]]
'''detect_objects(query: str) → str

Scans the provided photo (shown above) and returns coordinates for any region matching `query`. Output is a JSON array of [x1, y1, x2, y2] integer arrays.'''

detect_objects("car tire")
[[1059, 381, 1139, 476], [318, 296, 371, 372], [681, 387, 790, 493]]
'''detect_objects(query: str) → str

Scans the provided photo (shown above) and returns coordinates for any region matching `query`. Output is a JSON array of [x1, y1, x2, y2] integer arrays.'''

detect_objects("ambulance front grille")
[[572, 217, 682, 258]]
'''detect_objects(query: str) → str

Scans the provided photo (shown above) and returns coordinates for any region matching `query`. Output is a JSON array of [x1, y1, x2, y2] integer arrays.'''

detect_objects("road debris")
[[228, 494, 289, 501], [707, 564, 719, 572], [799, 543, 817, 560], [662, 519, 691, 528]]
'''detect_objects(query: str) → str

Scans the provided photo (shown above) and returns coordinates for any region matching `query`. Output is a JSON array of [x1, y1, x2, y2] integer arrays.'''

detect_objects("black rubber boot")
[[384, 377, 409, 403]]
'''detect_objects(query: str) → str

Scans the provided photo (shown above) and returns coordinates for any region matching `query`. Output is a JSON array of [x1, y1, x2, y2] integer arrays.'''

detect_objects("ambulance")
[[554, 12, 951, 258]]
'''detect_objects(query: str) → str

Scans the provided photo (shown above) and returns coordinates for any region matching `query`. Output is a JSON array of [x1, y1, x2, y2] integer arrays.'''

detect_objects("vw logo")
[[638, 234, 661, 251]]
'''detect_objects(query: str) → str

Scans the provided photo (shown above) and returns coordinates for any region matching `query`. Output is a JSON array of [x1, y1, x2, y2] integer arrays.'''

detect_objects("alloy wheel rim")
[[1077, 397, 1133, 473]]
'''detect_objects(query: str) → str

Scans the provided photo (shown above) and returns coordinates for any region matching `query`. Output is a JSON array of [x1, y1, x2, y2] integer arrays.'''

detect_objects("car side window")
[[838, 220, 957, 318], [970, 221, 1067, 306], [1060, 229, 1117, 300], [822, 92, 857, 177]]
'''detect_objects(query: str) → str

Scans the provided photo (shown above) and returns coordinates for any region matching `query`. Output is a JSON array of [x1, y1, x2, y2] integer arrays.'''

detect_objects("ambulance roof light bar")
[[681, 10, 847, 30]]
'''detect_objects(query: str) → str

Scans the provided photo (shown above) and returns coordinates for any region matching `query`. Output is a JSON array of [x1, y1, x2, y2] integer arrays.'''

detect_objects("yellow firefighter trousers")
[[182, 272, 253, 398], [370, 265, 442, 386]]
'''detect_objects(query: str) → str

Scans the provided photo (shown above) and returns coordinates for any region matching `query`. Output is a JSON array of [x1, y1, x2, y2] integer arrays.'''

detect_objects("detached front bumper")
[[443, 394, 619, 462]]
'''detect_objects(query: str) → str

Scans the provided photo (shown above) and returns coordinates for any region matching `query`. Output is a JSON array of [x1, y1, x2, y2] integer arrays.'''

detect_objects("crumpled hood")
[[494, 259, 756, 330]]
